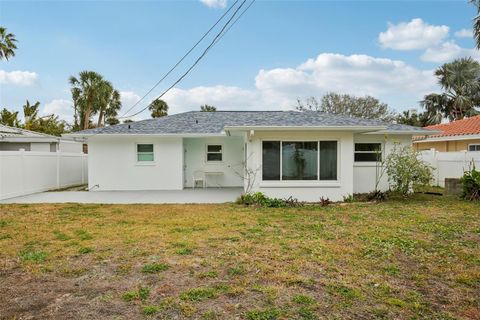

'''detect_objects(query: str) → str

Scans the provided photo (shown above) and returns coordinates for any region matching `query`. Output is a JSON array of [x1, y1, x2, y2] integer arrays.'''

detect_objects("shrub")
[[460, 165, 480, 200], [236, 192, 286, 208], [384, 144, 433, 196]]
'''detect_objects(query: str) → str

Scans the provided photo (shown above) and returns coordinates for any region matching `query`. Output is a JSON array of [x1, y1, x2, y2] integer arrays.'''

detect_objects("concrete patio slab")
[[0, 188, 243, 204]]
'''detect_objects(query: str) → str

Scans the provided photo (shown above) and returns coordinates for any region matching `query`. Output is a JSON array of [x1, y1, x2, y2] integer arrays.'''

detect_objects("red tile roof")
[[424, 115, 480, 138]]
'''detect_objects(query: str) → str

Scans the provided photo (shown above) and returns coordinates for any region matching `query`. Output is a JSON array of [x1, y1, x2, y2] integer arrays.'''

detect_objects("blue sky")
[[0, 0, 477, 122]]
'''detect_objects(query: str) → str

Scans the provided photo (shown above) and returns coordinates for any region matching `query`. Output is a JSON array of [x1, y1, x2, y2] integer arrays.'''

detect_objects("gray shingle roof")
[[70, 111, 437, 136]]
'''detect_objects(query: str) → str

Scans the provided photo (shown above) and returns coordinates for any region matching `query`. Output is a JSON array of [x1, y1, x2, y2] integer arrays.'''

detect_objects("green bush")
[[236, 192, 287, 208], [460, 166, 480, 200], [384, 144, 433, 196]]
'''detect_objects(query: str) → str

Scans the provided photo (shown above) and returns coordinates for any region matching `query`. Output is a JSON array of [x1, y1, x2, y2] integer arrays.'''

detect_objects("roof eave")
[[224, 125, 388, 132], [63, 132, 228, 139], [0, 136, 60, 143], [413, 133, 480, 143], [363, 129, 443, 135]]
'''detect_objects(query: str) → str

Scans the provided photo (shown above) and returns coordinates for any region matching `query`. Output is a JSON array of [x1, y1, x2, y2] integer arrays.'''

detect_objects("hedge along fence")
[[0, 151, 88, 200]]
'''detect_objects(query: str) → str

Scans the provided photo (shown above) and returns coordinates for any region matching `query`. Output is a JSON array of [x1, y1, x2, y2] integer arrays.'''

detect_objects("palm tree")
[[69, 71, 105, 130], [421, 58, 480, 122], [0, 27, 17, 61], [22, 100, 40, 130], [149, 99, 169, 118], [0, 108, 20, 127], [96, 81, 122, 127], [471, 1, 480, 48]]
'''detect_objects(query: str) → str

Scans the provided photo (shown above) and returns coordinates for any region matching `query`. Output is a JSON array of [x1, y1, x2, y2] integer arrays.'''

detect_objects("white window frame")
[[354, 142, 383, 163], [260, 139, 341, 185], [206, 144, 223, 163], [135, 143, 155, 165], [468, 144, 480, 152]]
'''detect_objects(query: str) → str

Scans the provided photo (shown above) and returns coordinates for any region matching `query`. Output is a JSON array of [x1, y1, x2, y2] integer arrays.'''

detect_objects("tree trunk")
[[83, 106, 91, 130], [97, 111, 104, 128]]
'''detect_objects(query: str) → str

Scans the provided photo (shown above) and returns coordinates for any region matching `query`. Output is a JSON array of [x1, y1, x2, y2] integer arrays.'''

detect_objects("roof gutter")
[[224, 125, 388, 132], [63, 132, 228, 139], [363, 129, 443, 135]]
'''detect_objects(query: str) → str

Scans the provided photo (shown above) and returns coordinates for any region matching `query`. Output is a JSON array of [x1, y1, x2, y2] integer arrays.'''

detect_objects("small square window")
[[206, 144, 222, 162], [354, 143, 382, 162], [469, 144, 480, 152], [137, 144, 154, 162]]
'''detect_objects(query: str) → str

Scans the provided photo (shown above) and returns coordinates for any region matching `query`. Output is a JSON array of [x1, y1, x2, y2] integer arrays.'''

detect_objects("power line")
[[119, 0, 241, 118], [122, 0, 254, 119]]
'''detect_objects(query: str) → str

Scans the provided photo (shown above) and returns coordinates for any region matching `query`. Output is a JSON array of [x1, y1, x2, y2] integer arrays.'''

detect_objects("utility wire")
[[121, 0, 253, 119], [119, 0, 241, 118]]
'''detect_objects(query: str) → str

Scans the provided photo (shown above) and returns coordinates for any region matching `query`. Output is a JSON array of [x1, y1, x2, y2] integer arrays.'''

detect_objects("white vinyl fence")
[[0, 151, 88, 200], [419, 149, 480, 187]]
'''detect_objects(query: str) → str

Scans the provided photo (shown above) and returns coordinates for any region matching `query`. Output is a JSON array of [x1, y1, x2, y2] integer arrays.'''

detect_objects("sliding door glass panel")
[[262, 141, 280, 180], [282, 142, 318, 180], [320, 141, 337, 180]]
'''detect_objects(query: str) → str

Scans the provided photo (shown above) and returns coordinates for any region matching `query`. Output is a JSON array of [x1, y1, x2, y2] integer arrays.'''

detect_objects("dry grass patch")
[[0, 195, 479, 319]]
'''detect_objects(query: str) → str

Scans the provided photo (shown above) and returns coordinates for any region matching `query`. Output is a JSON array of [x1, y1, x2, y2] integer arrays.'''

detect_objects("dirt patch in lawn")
[[0, 196, 479, 319]]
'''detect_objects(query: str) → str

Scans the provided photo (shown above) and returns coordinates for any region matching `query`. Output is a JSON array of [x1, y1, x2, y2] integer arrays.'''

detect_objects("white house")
[[67, 111, 436, 201], [0, 124, 83, 153]]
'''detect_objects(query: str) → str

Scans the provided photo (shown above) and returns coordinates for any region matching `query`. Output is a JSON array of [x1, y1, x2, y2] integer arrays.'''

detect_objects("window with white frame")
[[206, 144, 223, 162], [354, 143, 382, 162], [262, 141, 338, 181], [469, 144, 480, 151], [137, 144, 154, 162]]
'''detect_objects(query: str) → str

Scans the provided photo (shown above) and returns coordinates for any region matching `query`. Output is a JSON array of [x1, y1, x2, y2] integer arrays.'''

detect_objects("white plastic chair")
[[192, 170, 205, 189]]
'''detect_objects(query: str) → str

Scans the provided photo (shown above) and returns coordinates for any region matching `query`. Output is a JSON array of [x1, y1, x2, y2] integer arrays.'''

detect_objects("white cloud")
[[160, 53, 438, 115], [378, 18, 449, 50], [119, 91, 146, 121], [0, 70, 38, 86], [164, 85, 258, 113], [455, 28, 473, 38], [43, 99, 73, 121], [421, 41, 480, 63], [200, 0, 227, 9]]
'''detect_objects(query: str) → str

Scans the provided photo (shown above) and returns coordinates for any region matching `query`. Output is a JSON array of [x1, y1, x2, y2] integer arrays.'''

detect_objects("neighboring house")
[[67, 111, 436, 201], [413, 115, 480, 152], [0, 124, 83, 153]]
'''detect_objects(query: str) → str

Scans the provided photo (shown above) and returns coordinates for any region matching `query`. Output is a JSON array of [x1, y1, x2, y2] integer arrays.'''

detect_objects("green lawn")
[[0, 195, 479, 319]]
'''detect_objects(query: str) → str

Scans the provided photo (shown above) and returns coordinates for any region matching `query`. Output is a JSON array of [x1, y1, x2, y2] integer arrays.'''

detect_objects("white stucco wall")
[[183, 137, 244, 188], [353, 134, 413, 194], [246, 131, 354, 202], [59, 140, 83, 153], [87, 136, 183, 191], [30, 142, 52, 152]]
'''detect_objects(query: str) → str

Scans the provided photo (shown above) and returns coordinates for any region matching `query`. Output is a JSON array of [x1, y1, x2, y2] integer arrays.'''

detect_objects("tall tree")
[[0, 27, 17, 61], [0, 108, 20, 127], [200, 104, 216, 112], [69, 71, 106, 130], [297, 92, 396, 122], [96, 81, 122, 127], [471, 1, 480, 48], [148, 99, 168, 118], [22, 100, 40, 130], [421, 57, 480, 122]]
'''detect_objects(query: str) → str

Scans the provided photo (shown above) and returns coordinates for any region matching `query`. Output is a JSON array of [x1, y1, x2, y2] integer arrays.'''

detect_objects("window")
[[469, 144, 480, 151], [354, 143, 382, 162], [206, 144, 222, 162], [320, 141, 338, 180], [262, 140, 338, 181], [282, 141, 318, 180], [262, 141, 280, 180], [137, 144, 154, 162]]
